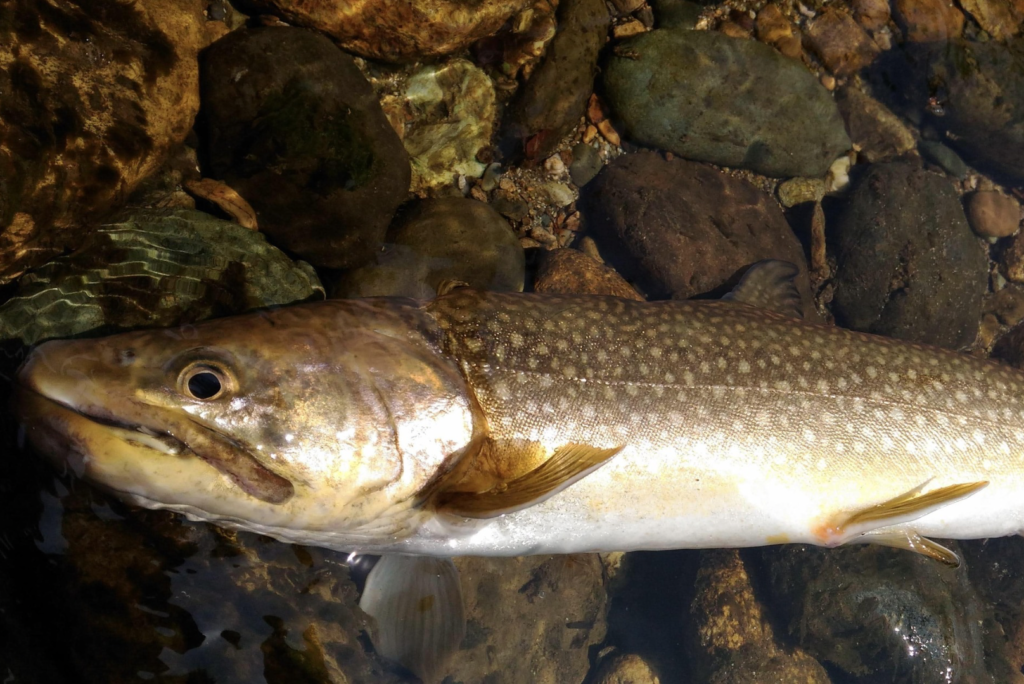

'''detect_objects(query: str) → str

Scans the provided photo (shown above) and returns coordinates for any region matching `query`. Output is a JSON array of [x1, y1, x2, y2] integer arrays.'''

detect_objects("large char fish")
[[14, 261, 1024, 679]]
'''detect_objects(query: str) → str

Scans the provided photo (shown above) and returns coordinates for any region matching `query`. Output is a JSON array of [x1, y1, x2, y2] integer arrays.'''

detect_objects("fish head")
[[14, 301, 477, 546]]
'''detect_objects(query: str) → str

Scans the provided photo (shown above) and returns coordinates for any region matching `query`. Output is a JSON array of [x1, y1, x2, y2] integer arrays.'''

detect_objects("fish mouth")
[[15, 383, 295, 505]]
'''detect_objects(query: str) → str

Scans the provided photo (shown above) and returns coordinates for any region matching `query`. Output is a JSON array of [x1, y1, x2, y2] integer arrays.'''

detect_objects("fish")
[[13, 260, 1024, 679]]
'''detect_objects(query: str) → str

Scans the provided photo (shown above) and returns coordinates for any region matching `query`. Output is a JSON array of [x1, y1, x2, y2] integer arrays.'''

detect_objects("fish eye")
[[179, 363, 229, 401]]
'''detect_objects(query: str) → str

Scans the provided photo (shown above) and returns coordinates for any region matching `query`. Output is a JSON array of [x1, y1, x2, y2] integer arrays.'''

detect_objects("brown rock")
[[535, 248, 645, 300], [984, 284, 1024, 327], [580, 152, 814, 312], [719, 21, 753, 39], [243, 0, 532, 62], [591, 653, 661, 684], [1002, 231, 1024, 282], [451, 555, 607, 683], [959, 0, 1024, 39], [610, 0, 644, 13], [755, 5, 804, 59], [967, 190, 1021, 238], [804, 8, 881, 76], [894, 0, 965, 42], [835, 86, 916, 162], [0, 0, 206, 285], [853, 0, 891, 30], [690, 551, 831, 684]]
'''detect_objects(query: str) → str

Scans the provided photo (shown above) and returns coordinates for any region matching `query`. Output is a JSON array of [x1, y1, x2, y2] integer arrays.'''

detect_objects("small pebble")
[[777, 177, 827, 207], [570, 143, 603, 187], [826, 155, 852, 193], [967, 191, 1021, 238], [537, 180, 576, 207], [481, 163, 503, 192], [821, 74, 836, 90], [613, 18, 647, 38], [583, 125, 599, 144], [544, 155, 566, 177]]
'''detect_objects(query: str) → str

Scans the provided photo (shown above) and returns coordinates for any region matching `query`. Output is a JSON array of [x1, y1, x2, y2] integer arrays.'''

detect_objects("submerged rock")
[[534, 248, 644, 300], [0, 0, 207, 285], [760, 544, 1021, 683], [241, 0, 532, 62], [580, 152, 813, 309], [332, 198, 523, 299], [201, 27, 410, 270], [502, 0, 610, 161], [830, 162, 987, 349], [0, 208, 323, 345], [602, 29, 849, 178], [398, 60, 496, 192]]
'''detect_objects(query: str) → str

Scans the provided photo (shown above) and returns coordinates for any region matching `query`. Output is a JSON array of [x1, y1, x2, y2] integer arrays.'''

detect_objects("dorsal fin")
[[435, 443, 622, 519], [722, 260, 803, 319]]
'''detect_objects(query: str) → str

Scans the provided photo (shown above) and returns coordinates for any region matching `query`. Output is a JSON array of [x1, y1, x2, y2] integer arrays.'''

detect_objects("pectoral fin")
[[819, 480, 988, 557], [359, 554, 465, 683], [436, 443, 623, 518]]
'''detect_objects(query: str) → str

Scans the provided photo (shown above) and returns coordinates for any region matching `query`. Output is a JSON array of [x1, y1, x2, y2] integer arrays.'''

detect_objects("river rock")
[[241, 0, 531, 62], [853, 0, 891, 30], [835, 86, 916, 163], [962, 538, 1024, 672], [502, 0, 610, 161], [450, 555, 608, 683], [875, 39, 1024, 183], [591, 653, 661, 684], [967, 191, 1021, 238], [332, 198, 523, 299], [398, 59, 496, 192], [760, 543, 1022, 683], [0, 209, 324, 345], [830, 162, 987, 349], [0, 0, 207, 286], [570, 142, 604, 187], [755, 5, 804, 60], [581, 152, 814, 309], [689, 551, 830, 684], [919, 140, 969, 179], [201, 27, 410, 270], [602, 29, 849, 178], [534, 248, 644, 300], [959, 0, 1024, 39], [804, 8, 880, 77], [894, 0, 965, 42]]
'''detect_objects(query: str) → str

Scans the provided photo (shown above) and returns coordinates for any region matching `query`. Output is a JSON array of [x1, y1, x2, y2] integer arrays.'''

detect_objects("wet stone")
[[451, 555, 608, 683], [853, 0, 891, 30], [835, 86, 916, 164], [831, 162, 987, 349], [653, 0, 703, 29], [689, 550, 830, 684], [591, 652, 662, 684], [958, 0, 1024, 40], [893, 0, 965, 42], [201, 27, 410, 270], [967, 191, 1021, 239], [240, 0, 531, 62], [581, 152, 814, 308], [0, 208, 324, 345], [755, 5, 804, 61], [0, 0, 208, 286], [602, 29, 850, 178], [777, 177, 826, 208], [570, 142, 604, 187], [534, 248, 645, 300], [918, 140, 969, 179], [332, 198, 524, 299], [502, 0, 610, 161], [998, 230, 1024, 282], [984, 284, 1024, 328], [804, 8, 880, 77], [759, 544, 1021, 684], [393, 59, 496, 192]]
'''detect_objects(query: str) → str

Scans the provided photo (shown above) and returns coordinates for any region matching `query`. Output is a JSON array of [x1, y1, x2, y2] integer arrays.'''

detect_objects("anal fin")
[[435, 443, 622, 519], [857, 531, 962, 567], [821, 480, 988, 546]]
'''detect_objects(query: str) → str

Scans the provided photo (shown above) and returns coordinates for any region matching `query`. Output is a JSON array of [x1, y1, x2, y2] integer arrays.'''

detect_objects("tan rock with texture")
[[535, 248, 645, 300], [755, 5, 804, 59], [245, 0, 532, 62], [959, 0, 1024, 39], [968, 191, 1021, 238], [0, 0, 206, 286], [805, 8, 881, 76], [592, 653, 661, 684], [853, 0, 891, 30], [835, 86, 916, 163], [894, 0, 965, 42]]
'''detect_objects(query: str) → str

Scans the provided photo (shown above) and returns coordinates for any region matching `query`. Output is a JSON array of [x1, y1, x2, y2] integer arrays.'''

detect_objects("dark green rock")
[[332, 198, 524, 299], [602, 29, 850, 178], [200, 27, 411, 269], [830, 162, 987, 349], [758, 544, 1019, 683], [919, 140, 969, 179], [501, 0, 610, 161], [0, 208, 323, 345], [570, 142, 603, 187]]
